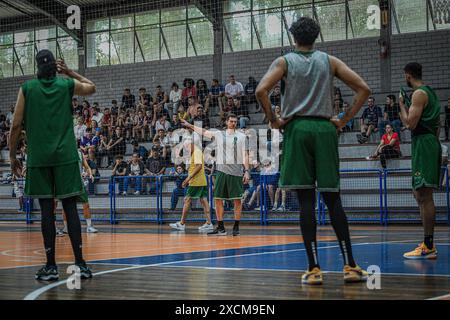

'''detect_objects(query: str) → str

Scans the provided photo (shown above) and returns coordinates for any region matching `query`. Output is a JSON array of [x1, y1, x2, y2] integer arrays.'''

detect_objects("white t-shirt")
[[155, 120, 171, 132], [74, 124, 87, 140], [441, 144, 448, 158], [130, 163, 141, 175], [170, 90, 182, 103], [92, 113, 104, 126], [225, 82, 244, 97], [215, 130, 247, 177]]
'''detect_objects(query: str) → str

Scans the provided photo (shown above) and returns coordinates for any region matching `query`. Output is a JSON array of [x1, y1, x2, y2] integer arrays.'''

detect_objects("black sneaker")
[[232, 226, 240, 237], [207, 227, 227, 236], [35, 265, 59, 281], [76, 263, 93, 279]]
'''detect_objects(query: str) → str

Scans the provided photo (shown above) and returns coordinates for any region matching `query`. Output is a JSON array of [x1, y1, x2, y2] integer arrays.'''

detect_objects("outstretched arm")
[[180, 118, 215, 139], [329, 55, 371, 129], [255, 57, 289, 129]]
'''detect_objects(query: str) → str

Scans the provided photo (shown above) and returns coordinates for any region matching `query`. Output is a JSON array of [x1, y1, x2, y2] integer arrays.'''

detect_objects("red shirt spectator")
[[381, 132, 400, 152]]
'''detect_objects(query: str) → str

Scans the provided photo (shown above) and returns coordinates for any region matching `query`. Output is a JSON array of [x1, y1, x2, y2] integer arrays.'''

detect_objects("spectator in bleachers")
[[260, 158, 279, 210], [222, 96, 234, 114], [0, 114, 8, 151], [244, 76, 258, 109], [358, 96, 382, 144], [196, 79, 209, 113], [111, 99, 119, 115], [101, 108, 111, 136], [6, 105, 14, 128], [181, 78, 197, 108], [167, 82, 182, 117], [171, 114, 182, 130], [170, 165, 187, 210], [243, 160, 261, 210], [80, 128, 97, 155], [95, 134, 109, 168], [123, 153, 145, 196], [366, 124, 401, 169], [117, 111, 126, 129], [163, 127, 175, 147], [273, 188, 287, 212], [138, 87, 152, 109], [334, 86, 342, 101], [132, 109, 146, 142], [112, 155, 128, 195], [86, 149, 100, 195], [444, 98, 450, 141], [337, 102, 354, 133], [124, 109, 134, 141], [107, 127, 126, 167], [144, 146, 166, 194], [192, 106, 210, 129], [177, 105, 189, 121], [154, 85, 169, 110], [232, 98, 250, 129], [91, 106, 104, 128], [72, 98, 82, 115], [334, 97, 343, 115], [74, 116, 87, 142], [82, 108, 92, 129], [12, 143, 27, 213], [208, 79, 225, 115], [122, 88, 136, 109], [270, 85, 281, 107], [154, 114, 171, 133], [187, 97, 201, 120], [225, 75, 244, 100], [91, 120, 100, 134], [132, 141, 148, 161], [378, 95, 402, 139]]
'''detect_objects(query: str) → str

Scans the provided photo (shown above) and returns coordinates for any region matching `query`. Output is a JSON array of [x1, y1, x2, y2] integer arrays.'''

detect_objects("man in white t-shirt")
[[224, 75, 244, 100]]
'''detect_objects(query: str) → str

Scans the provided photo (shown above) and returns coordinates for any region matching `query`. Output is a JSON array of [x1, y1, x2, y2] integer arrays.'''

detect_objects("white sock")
[[86, 219, 92, 228], [63, 221, 68, 230]]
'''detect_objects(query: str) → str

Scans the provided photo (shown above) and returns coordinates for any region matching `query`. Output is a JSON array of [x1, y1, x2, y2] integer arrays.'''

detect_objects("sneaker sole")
[[208, 232, 227, 236], [35, 275, 59, 281], [403, 254, 437, 260], [344, 275, 368, 283], [301, 279, 323, 285]]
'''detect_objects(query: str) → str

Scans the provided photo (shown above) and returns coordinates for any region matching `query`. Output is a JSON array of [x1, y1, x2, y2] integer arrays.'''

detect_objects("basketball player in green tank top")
[[399, 62, 441, 260]]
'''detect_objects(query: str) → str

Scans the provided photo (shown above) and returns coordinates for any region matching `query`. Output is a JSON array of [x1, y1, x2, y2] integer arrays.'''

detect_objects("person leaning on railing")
[[111, 155, 128, 195]]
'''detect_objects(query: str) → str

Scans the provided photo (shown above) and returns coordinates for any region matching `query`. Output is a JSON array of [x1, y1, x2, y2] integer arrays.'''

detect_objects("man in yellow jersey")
[[169, 138, 213, 232], [399, 63, 441, 260]]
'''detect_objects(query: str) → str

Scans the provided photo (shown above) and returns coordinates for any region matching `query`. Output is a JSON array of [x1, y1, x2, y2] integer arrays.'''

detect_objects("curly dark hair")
[[289, 17, 320, 46]]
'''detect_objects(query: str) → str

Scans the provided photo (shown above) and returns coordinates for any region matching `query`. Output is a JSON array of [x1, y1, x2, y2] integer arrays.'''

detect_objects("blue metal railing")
[[1, 169, 450, 225]]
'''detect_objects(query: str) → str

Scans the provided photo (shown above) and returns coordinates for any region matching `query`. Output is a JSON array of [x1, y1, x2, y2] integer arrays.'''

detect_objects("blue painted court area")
[[92, 241, 450, 277]]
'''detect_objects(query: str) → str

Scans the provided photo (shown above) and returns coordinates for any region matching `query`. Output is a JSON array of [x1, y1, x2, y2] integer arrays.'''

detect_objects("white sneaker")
[[169, 221, 185, 231], [87, 226, 98, 233], [254, 207, 261, 211], [62, 227, 68, 234], [198, 223, 214, 232], [272, 205, 278, 211], [277, 205, 286, 212], [134, 191, 140, 195], [122, 192, 127, 196]]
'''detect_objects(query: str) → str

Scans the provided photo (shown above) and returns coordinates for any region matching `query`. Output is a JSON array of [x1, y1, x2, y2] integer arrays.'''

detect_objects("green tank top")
[[22, 77, 77, 167], [413, 85, 440, 137]]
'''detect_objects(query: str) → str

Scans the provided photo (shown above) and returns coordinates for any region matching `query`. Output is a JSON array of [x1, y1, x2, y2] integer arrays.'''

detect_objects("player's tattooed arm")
[[256, 57, 290, 129]]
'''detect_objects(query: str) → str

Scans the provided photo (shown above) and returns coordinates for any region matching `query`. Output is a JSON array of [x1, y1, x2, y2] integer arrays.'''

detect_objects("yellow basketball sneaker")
[[343, 265, 368, 283], [301, 267, 323, 285], [403, 243, 437, 260]]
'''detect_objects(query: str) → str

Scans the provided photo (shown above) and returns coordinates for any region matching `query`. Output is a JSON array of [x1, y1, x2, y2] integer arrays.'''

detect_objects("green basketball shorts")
[[411, 134, 441, 190], [214, 171, 244, 200], [25, 161, 84, 199], [279, 117, 340, 192], [186, 186, 209, 199]]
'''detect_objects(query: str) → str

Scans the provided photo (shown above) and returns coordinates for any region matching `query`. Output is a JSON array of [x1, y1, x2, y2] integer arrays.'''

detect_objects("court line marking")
[[161, 265, 450, 278], [427, 294, 450, 300], [23, 239, 434, 300], [24, 244, 342, 300]]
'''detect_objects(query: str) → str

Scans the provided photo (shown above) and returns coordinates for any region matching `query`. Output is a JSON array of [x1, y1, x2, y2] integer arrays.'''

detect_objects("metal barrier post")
[[383, 169, 388, 226], [157, 176, 161, 224], [261, 175, 266, 225], [378, 169, 383, 225]]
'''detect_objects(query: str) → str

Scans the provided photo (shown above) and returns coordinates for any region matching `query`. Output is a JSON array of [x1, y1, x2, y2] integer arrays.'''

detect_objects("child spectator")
[[111, 155, 128, 195], [170, 165, 187, 210], [123, 153, 145, 196], [167, 82, 182, 117]]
